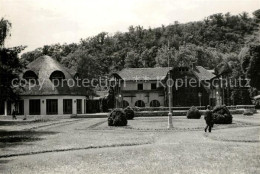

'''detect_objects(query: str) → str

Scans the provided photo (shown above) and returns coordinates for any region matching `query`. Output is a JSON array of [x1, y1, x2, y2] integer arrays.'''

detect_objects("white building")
[[1, 55, 87, 116], [111, 67, 170, 108]]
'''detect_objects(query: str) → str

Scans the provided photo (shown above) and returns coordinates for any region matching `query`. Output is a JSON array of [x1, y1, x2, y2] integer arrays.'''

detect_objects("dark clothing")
[[204, 109, 213, 132], [12, 110, 17, 120]]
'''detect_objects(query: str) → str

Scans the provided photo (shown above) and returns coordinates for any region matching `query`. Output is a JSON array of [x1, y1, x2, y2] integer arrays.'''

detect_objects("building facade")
[[0, 55, 88, 116], [111, 67, 169, 108], [111, 66, 221, 108]]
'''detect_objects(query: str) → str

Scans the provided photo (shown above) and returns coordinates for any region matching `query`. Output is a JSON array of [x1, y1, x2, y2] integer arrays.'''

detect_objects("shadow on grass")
[[0, 159, 12, 172], [0, 130, 58, 147], [0, 119, 52, 126]]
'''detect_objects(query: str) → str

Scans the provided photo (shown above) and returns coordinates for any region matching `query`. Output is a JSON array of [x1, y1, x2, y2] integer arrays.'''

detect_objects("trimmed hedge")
[[124, 106, 135, 120], [186, 106, 201, 119], [243, 109, 254, 116], [213, 105, 233, 124], [133, 106, 206, 111], [108, 108, 127, 126]]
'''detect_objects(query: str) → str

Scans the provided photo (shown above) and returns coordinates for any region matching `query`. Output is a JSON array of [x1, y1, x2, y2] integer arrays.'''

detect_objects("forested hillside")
[[21, 11, 260, 81]]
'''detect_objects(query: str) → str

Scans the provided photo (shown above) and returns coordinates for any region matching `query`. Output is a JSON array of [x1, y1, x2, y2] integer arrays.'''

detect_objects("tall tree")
[[0, 18, 25, 102], [241, 44, 260, 90], [125, 51, 143, 68], [155, 45, 176, 67]]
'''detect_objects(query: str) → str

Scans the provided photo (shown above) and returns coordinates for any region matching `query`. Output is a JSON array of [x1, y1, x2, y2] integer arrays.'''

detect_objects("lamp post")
[[118, 94, 122, 108], [167, 40, 173, 129], [115, 94, 122, 108], [216, 91, 220, 105]]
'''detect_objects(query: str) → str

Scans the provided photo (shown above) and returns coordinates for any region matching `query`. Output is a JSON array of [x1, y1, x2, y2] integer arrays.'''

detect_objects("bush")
[[186, 106, 201, 119], [212, 105, 232, 124], [108, 108, 127, 126], [124, 106, 135, 120]]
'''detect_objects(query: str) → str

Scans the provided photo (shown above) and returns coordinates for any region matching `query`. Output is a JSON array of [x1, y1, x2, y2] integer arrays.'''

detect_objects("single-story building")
[[0, 55, 88, 116]]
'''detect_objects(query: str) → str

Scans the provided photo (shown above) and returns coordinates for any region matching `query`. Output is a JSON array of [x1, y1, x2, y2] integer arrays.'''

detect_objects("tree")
[[20, 11, 259, 82], [244, 45, 260, 90], [175, 45, 197, 66], [253, 9, 260, 20], [0, 18, 25, 102], [125, 51, 143, 68], [20, 48, 43, 65], [240, 45, 260, 90], [155, 45, 176, 67], [140, 46, 157, 67]]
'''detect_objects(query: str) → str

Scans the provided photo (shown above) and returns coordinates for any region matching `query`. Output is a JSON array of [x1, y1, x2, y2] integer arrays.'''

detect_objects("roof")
[[116, 67, 170, 81], [193, 66, 216, 81], [19, 55, 88, 96]]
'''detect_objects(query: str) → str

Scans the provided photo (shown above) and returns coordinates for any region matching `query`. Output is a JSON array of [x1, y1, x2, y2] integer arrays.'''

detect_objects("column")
[[4, 101, 7, 116], [58, 98, 63, 115], [41, 99, 46, 115], [81, 99, 84, 114], [24, 99, 29, 115], [72, 99, 77, 114]]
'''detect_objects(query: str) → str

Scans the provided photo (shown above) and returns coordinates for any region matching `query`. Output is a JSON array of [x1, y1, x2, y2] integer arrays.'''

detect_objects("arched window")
[[74, 73, 79, 79], [23, 70, 38, 84], [135, 100, 145, 107], [23, 70, 38, 80], [150, 100, 160, 107], [50, 71, 65, 85], [122, 100, 129, 108]]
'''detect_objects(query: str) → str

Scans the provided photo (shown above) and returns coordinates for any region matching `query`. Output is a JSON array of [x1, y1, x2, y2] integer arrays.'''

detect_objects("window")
[[77, 99, 82, 114], [7, 101, 11, 115], [135, 100, 145, 107], [151, 83, 157, 90], [29, 99, 40, 115], [137, 83, 143, 90], [50, 71, 65, 85], [16, 100, 24, 115], [150, 100, 160, 107], [46, 99, 58, 115], [23, 71, 38, 80], [0, 101, 4, 115], [63, 99, 72, 114], [122, 100, 129, 108]]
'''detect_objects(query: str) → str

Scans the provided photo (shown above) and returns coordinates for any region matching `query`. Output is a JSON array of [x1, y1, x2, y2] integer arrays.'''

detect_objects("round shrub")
[[212, 105, 232, 124], [108, 108, 127, 126], [186, 106, 201, 119], [124, 106, 135, 120]]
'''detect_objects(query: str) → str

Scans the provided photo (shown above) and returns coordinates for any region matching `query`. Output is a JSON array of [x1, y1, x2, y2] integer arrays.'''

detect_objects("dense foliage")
[[108, 108, 127, 126], [21, 11, 259, 77], [186, 106, 201, 119], [240, 44, 260, 90], [212, 105, 233, 124], [124, 106, 135, 120], [19, 11, 260, 103], [0, 18, 25, 102]]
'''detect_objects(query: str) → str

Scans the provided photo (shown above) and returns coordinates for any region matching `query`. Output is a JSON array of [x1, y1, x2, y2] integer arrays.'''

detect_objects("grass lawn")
[[0, 115, 260, 174]]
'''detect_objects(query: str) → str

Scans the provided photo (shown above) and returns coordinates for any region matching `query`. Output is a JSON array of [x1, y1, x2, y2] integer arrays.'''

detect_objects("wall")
[[20, 95, 86, 116], [122, 92, 165, 107], [121, 80, 164, 91], [119, 80, 165, 107]]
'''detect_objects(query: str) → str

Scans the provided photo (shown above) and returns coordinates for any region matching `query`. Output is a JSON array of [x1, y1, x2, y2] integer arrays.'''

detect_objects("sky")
[[0, 0, 259, 53]]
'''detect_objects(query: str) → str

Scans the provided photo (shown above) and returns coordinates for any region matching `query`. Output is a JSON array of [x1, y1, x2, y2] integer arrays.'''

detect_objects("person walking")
[[204, 105, 214, 132], [12, 109, 17, 120]]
